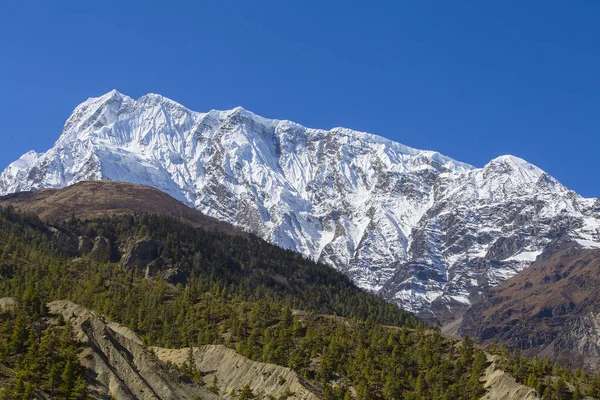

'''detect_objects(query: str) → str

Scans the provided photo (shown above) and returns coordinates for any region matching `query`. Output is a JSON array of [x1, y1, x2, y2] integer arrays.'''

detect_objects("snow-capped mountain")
[[2, 90, 598, 319]]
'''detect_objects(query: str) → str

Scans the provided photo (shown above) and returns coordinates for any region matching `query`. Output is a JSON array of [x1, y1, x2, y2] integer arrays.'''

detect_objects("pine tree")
[[209, 375, 219, 394], [572, 385, 582, 400], [238, 384, 254, 400], [59, 360, 75, 397], [10, 313, 28, 354], [415, 372, 426, 397], [552, 377, 567, 400], [23, 382, 35, 400], [589, 370, 600, 397], [71, 375, 89, 400], [471, 350, 487, 375]]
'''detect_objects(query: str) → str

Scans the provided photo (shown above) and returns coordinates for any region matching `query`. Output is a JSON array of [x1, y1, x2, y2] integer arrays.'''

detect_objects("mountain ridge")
[[2, 90, 598, 319], [0, 180, 245, 237]]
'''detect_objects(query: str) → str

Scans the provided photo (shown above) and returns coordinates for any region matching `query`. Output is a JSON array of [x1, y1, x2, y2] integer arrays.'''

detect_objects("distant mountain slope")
[[460, 239, 600, 369], [2, 90, 599, 319], [0, 180, 243, 236]]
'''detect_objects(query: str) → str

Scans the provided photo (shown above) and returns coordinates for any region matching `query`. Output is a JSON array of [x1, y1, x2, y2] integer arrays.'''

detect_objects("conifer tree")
[[238, 384, 254, 399]]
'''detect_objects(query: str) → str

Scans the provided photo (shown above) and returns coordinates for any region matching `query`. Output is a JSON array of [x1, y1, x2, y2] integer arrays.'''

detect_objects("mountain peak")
[[232, 105, 247, 113], [487, 154, 541, 172], [89, 89, 129, 104], [1, 91, 596, 317], [104, 88, 124, 98], [482, 154, 546, 184]]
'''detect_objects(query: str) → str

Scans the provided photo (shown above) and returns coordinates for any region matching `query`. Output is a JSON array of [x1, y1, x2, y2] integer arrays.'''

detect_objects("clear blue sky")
[[1, 1, 599, 196]]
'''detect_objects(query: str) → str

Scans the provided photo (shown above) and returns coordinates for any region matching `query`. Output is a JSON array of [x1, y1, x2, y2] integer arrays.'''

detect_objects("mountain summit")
[[1, 90, 598, 319]]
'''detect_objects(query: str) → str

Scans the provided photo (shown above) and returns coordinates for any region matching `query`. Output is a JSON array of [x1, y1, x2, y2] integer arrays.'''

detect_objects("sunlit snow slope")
[[2, 91, 599, 319]]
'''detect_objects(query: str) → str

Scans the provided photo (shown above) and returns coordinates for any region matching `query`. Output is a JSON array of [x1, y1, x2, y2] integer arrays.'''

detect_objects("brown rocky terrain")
[[460, 238, 600, 369], [0, 180, 244, 236]]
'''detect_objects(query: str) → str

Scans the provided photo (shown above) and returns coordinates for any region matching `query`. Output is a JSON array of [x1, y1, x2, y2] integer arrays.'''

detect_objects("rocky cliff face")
[[2, 91, 599, 318]]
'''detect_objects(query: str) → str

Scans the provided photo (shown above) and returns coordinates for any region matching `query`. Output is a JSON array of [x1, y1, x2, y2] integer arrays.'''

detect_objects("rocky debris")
[[162, 267, 188, 286], [441, 316, 463, 338], [480, 355, 540, 400], [122, 238, 160, 270], [47, 300, 217, 400], [0, 297, 17, 312], [91, 236, 112, 262], [78, 236, 94, 254], [151, 345, 321, 400]]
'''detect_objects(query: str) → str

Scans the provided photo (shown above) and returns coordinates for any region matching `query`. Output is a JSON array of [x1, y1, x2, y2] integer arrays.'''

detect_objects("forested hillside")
[[0, 295, 88, 399], [0, 205, 597, 399]]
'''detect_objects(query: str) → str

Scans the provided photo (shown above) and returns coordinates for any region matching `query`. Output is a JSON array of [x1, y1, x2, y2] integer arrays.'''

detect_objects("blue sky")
[[1, 1, 599, 196]]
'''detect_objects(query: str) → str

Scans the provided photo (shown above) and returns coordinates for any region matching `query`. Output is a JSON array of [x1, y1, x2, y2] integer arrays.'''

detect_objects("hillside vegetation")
[[0, 204, 597, 399]]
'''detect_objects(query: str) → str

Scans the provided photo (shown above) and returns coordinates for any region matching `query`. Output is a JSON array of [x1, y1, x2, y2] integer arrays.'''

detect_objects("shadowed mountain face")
[[0, 180, 244, 236], [1, 90, 599, 319], [460, 239, 600, 369]]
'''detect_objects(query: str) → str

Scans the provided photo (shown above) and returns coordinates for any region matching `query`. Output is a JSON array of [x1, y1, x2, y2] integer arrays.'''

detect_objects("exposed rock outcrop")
[[47, 300, 217, 400], [0, 297, 17, 312], [122, 238, 160, 270], [480, 355, 540, 400], [91, 236, 112, 262], [151, 345, 321, 400], [47, 300, 322, 399], [78, 236, 94, 255], [162, 267, 188, 286]]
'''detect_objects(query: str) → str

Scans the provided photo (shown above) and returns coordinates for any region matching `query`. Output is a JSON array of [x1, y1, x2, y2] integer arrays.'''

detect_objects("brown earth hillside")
[[460, 238, 600, 369], [0, 180, 245, 236]]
